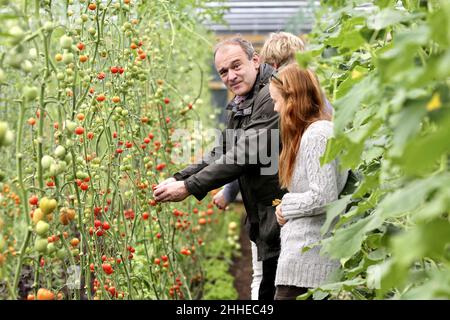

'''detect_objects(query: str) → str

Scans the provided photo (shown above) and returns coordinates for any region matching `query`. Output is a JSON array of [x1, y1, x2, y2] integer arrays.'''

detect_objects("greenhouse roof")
[[204, 0, 320, 35]]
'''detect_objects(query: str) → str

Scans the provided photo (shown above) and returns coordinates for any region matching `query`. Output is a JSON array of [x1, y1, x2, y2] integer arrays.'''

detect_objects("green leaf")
[[391, 218, 450, 267], [322, 194, 353, 235], [322, 136, 345, 165], [401, 269, 450, 299], [366, 259, 408, 295], [389, 98, 428, 157], [376, 25, 430, 84], [340, 140, 365, 170], [361, 146, 384, 163], [335, 66, 369, 99], [296, 51, 314, 68], [400, 111, 450, 175], [321, 214, 383, 260], [378, 175, 448, 219], [367, 248, 388, 261], [375, 0, 396, 9], [316, 277, 366, 291], [411, 186, 450, 222], [428, 1, 450, 47], [347, 118, 383, 144], [366, 8, 423, 31], [353, 171, 380, 199], [325, 17, 367, 51], [333, 74, 378, 132]]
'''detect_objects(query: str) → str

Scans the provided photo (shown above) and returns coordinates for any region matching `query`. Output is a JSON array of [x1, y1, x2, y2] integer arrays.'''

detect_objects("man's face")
[[215, 44, 260, 96]]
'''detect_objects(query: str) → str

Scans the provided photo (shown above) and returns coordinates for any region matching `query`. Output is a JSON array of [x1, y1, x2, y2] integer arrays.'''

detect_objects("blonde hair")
[[271, 64, 331, 188], [260, 32, 305, 69]]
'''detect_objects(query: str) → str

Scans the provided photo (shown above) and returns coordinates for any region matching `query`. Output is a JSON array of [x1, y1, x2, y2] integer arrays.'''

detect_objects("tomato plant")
[[0, 0, 234, 300]]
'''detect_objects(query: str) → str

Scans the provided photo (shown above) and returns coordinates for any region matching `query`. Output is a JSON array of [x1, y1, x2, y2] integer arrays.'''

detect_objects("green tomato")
[[34, 237, 48, 254], [47, 242, 56, 254], [54, 145, 66, 159], [60, 35, 73, 49], [41, 155, 54, 170], [9, 25, 25, 45], [65, 120, 77, 132], [76, 171, 88, 179], [43, 21, 54, 32], [71, 248, 79, 257], [0, 68, 5, 82], [57, 248, 66, 259], [0, 236, 5, 251], [21, 60, 33, 73], [22, 86, 39, 101], [35, 220, 50, 237], [5, 50, 23, 69], [62, 52, 74, 64], [64, 154, 72, 165], [49, 162, 59, 176]]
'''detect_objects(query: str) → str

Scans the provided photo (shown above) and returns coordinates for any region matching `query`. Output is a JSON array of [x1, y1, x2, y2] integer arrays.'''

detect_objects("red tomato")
[[102, 263, 113, 275], [27, 117, 36, 126], [156, 163, 166, 171], [29, 195, 39, 206], [94, 220, 102, 228], [80, 183, 89, 191], [75, 127, 84, 135]]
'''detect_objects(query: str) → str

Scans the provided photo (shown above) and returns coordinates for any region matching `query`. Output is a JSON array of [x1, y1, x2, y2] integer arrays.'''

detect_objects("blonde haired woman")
[[260, 31, 305, 69], [269, 64, 348, 300]]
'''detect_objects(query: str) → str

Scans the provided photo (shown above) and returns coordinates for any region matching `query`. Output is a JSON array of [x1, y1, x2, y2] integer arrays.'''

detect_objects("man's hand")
[[153, 181, 190, 202], [213, 189, 229, 210], [156, 177, 176, 188], [275, 204, 286, 226]]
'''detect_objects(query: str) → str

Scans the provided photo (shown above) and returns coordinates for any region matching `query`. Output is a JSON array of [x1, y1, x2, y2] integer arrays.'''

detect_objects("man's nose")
[[227, 69, 237, 82]]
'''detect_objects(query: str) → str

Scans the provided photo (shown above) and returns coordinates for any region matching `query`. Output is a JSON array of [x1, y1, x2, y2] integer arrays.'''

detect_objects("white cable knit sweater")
[[275, 120, 348, 288]]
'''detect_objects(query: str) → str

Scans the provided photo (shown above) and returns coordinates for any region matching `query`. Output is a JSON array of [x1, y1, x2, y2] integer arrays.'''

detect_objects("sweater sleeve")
[[223, 180, 240, 203], [281, 132, 339, 219]]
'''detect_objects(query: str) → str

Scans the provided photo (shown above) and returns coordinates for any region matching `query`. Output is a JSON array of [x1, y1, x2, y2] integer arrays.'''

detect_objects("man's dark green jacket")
[[174, 63, 287, 261]]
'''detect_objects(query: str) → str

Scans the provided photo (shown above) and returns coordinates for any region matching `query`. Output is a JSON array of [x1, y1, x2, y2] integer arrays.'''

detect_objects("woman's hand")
[[275, 204, 286, 226], [213, 189, 229, 210]]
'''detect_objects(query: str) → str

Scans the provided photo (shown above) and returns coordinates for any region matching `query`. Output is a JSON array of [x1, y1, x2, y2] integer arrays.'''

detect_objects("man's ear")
[[252, 53, 260, 69]]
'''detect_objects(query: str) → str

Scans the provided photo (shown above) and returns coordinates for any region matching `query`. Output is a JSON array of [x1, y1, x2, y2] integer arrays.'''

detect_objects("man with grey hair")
[[153, 37, 286, 300]]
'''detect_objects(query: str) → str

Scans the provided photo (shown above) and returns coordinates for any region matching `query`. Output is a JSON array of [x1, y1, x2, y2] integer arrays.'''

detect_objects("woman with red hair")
[[269, 64, 348, 300]]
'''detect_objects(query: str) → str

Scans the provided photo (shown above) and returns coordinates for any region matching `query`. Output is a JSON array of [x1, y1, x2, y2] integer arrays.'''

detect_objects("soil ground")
[[229, 203, 252, 300]]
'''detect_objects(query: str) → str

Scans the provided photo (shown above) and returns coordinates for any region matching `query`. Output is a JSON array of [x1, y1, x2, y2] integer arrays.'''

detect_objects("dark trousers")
[[274, 285, 309, 300], [258, 255, 278, 301]]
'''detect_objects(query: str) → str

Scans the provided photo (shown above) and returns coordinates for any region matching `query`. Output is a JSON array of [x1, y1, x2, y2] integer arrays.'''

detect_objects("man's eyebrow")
[[218, 59, 242, 74]]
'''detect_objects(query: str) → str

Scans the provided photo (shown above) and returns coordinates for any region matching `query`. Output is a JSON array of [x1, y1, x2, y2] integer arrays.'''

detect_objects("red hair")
[[271, 64, 331, 188]]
